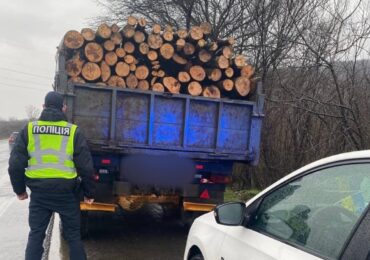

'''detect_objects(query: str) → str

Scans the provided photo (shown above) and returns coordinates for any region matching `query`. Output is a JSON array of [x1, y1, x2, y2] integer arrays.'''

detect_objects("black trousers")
[[25, 192, 86, 260]]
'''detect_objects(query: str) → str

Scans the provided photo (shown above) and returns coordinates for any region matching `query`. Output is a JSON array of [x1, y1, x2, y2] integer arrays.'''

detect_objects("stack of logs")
[[63, 16, 255, 99]]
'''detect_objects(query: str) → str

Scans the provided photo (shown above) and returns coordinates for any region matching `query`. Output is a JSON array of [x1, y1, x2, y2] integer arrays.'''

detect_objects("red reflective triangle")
[[200, 189, 210, 199]]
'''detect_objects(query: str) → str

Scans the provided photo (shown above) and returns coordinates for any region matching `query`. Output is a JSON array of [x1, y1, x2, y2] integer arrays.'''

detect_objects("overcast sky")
[[0, 0, 100, 119]]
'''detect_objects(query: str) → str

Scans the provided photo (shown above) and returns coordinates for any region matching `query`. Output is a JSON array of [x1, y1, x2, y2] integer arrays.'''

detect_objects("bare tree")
[[25, 105, 40, 121]]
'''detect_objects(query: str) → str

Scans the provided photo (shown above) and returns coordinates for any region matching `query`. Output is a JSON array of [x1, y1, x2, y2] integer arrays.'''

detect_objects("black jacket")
[[8, 108, 96, 198]]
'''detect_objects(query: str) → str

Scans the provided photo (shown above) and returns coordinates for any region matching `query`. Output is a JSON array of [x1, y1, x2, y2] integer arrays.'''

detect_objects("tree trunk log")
[[134, 31, 146, 44], [111, 32, 123, 45], [189, 26, 203, 41], [163, 31, 174, 42], [148, 34, 163, 49], [100, 61, 111, 82], [200, 22, 212, 35], [107, 75, 126, 87], [126, 73, 139, 89], [147, 50, 158, 61], [160, 43, 175, 60], [198, 49, 212, 63], [138, 80, 150, 90], [124, 54, 135, 64], [163, 77, 181, 93], [111, 24, 120, 33], [225, 67, 234, 78], [187, 81, 202, 96], [122, 25, 135, 39], [183, 42, 195, 56], [234, 55, 246, 67], [80, 28, 95, 42], [103, 40, 115, 52], [124, 42, 135, 54], [64, 30, 84, 49], [219, 79, 234, 91], [216, 55, 229, 69], [82, 62, 101, 81], [207, 68, 222, 82], [203, 86, 221, 98], [127, 16, 137, 26], [177, 29, 188, 39], [105, 52, 118, 66], [235, 76, 251, 96], [130, 63, 136, 72], [135, 65, 149, 80], [66, 53, 84, 77], [189, 65, 206, 81], [96, 24, 112, 39], [240, 65, 255, 78], [152, 24, 161, 34], [178, 71, 191, 83], [115, 62, 130, 77], [85, 42, 104, 63], [115, 48, 126, 58], [139, 42, 150, 55], [172, 54, 187, 65], [152, 83, 164, 92], [68, 76, 85, 84]]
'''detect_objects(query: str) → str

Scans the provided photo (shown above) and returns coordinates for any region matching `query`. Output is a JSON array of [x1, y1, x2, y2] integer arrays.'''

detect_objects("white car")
[[184, 151, 370, 260]]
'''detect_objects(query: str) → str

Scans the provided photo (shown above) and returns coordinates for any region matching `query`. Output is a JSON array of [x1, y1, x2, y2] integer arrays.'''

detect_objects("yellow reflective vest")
[[26, 121, 77, 179]]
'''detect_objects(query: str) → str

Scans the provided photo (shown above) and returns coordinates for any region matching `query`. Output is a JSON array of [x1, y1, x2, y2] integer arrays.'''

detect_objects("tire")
[[80, 211, 89, 239], [189, 254, 204, 260]]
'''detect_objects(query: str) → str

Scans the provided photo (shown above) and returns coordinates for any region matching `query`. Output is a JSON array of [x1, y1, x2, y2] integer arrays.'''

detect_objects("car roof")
[[246, 150, 370, 206]]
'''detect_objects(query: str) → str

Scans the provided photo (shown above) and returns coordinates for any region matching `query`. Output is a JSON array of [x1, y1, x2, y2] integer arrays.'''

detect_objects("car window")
[[250, 163, 370, 259]]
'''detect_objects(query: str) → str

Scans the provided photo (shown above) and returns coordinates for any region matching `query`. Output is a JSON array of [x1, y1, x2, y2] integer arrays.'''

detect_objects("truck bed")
[[57, 82, 264, 164]]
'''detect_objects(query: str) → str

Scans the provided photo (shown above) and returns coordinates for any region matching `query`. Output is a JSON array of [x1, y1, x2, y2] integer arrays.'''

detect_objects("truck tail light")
[[195, 164, 204, 170], [101, 159, 111, 165], [210, 175, 231, 184], [93, 174, 100, 181]]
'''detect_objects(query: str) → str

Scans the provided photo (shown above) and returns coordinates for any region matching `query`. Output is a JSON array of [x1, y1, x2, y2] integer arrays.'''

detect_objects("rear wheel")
[[190, 254, 204, 260]]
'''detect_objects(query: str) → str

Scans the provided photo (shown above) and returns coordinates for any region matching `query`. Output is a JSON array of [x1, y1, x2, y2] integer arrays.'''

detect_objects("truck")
[[54, 47, 264, 235]]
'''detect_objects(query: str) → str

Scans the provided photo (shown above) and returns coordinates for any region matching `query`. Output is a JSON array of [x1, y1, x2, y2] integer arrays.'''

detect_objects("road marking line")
[[0, 196, 16, 218]]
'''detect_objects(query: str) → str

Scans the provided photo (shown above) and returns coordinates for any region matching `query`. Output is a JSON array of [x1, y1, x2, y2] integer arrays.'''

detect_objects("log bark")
[[115, 62, 130, 77], [183, 42, 195, 56], [225, 67, 234, 78], [124, 54, 135, 64], [66, 53, 84, 77], [134, 31, 146, 44], [147, 50, 158, 61], [240, 65, 255, 78], [178, 71, 191, 83], [172, 54, 187, 65], [85, 42, 104, 63], [111, 32, 123, 45], [148, 34, 163, 49], [187, 81, 202, 96], [100, 61, 111, 82], [82, 62, 101, 81], [126, 74, 138, 89], [163, 77, 181, 93], [103, 40, 115, 51], [198, 49, 212, 63], [124, 42, 135, 54], [105, 52, 118, 66], [107, 76, 126, 88], [115, 48, 126, 58], [139, 42, 150, 55], [97, 24, 112, 39], [135, 65, 149, 80], [151, 77, 158, 86], [137, 80, 150, 90], [80, 28, 95, 42], [159, 43, 175, 59], [235, 76, 251, 96], [152, 83, 164, 92], [189, 65, 206, 81], [189, 26, 203, 41], [96, 82, 107, 86], [207, 68, 222, 82], [64, 30, 84, 49], [203, 86, 221, 98]]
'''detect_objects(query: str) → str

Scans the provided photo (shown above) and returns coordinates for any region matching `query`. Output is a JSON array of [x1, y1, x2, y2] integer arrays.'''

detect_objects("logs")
[[62, 16, 256, 99]]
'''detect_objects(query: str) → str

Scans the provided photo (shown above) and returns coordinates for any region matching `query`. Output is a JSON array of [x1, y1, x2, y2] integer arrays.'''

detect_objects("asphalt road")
[[0, 139, 188, 260]]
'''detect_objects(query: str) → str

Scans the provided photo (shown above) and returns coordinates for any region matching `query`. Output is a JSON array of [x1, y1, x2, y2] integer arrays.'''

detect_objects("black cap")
[[44, 91, 64, 110]]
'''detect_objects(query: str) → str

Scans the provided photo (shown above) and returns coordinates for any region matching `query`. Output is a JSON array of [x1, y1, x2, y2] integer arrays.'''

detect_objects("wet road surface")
[[0, 140, 189, 260]]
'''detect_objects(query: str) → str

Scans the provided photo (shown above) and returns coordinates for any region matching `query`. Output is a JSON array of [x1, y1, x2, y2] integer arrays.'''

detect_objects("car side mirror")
[[214, 202, 246, 226]]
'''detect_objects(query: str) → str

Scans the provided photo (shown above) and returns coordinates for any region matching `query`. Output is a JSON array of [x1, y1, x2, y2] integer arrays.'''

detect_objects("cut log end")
[[163, 77, 180, 93], [200, 22, 212, 35], [107, 76, 126, 88], [127, 16, 138, 26], [207, 68, 222, 82], [147, 50, 158, 61], [221, 79, 234, 91], [216, 55, 229, 69], [139, 42, 150, 55], [199, 50, 212, 63], [152, 24, 162, 34], [234, 55, 246, 68], [111, 32, 123, 45], [134, 31, 146, 44], [178, 71, 191, 83], [115, 48, 126, 58], [190, 26, 203, 41], [138, 80, 150, 91], [225, 67, 234, 78], [135, 65, 150, 80], [82, 62, 101, 81], [160, 43, 175, 60], [188, 81, 202, 96], [97, 23, 112, 39], [189, 65, 206, 81], [203, 86, 221, 99], [64, 30, 84, 49], [80, 28, 95, 42], [124, 42, 135, 54], [103, 40, 115, 51], [235, 76, 251, 96], [148, 34, 163, 49], [115, 62, 130, 77], [240, 65, 255, 78], [100, 61, 111, 82], [152, 83, 164, 92], [172, 54, 187, 65], [85, 42, 104, 63], [126, 74, 139, 89], [105, 52, 118, 66], [65, 53, 84, 77], [177, 29, 188, 39]]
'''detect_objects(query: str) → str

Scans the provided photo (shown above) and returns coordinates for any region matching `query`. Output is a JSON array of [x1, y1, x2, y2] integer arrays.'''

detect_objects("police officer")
[[8, 91, 95, 260]]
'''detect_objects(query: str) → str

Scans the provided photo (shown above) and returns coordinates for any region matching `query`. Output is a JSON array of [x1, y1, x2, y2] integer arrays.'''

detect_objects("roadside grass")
[[224, 187, 261, 202]]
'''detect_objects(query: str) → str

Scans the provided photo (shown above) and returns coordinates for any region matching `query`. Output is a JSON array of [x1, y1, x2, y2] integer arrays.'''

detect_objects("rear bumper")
[[80, 202, 117, 212], [183, 202, 216, 212]]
